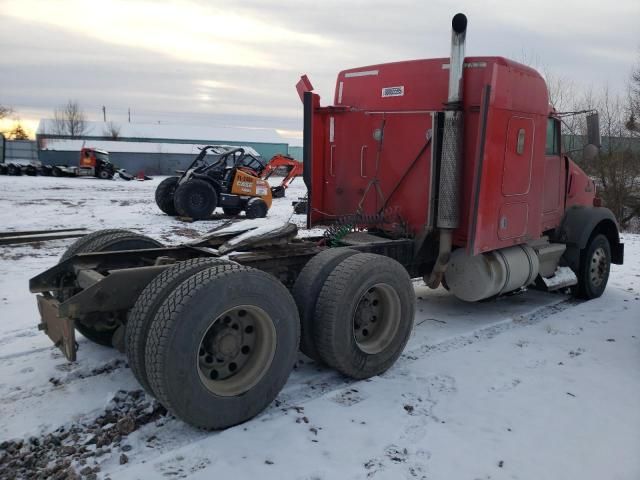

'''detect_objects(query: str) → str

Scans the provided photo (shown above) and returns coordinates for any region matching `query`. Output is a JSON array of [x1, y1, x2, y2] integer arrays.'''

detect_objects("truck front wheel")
[[97, 169, 112, 180], [573, 233, 611, 299], [145, 265, 299, 429], [314, 253, 415, 379]]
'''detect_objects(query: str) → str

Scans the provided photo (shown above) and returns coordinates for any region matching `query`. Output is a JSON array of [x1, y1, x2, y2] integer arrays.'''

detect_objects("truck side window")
[[516, 129, 526, 155], [545, 118, 559, 155]]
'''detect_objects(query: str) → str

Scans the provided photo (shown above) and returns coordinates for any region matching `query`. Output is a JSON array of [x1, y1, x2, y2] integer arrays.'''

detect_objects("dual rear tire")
[[294, 252, 415, 378], [141, 263, 300, 429], [137, 251, 413, 429]]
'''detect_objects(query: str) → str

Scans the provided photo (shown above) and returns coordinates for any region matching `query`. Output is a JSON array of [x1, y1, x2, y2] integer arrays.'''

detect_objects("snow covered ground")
[[0, 175, 638, 479]]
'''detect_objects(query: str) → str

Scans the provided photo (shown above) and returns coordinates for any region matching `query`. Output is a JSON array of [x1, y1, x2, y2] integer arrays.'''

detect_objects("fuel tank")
[[444, 245, 539, 302]]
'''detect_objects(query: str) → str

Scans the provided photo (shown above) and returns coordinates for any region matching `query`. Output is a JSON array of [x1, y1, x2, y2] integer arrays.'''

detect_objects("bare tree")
[[577, 86, 640, 228], [52, 100, 88, 137], [103, 121, 121, 139], [0, 104, 11, 120], [626, 54, 640, 136]]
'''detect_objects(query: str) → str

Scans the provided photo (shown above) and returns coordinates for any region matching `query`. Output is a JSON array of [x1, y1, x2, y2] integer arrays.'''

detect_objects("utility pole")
[[128, 108, 131, 123], [102, 106, 106, 122]]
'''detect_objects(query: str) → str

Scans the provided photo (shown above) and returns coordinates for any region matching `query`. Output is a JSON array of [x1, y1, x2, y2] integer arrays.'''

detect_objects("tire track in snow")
[[275, 297, 581, 407]]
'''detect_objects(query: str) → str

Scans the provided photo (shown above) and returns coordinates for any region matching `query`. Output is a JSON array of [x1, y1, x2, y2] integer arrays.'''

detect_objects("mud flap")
[[37, 295, 77, 361]]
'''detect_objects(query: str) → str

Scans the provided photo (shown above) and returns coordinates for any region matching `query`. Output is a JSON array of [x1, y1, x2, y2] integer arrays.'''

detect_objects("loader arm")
[[262, 154, 303, 195]]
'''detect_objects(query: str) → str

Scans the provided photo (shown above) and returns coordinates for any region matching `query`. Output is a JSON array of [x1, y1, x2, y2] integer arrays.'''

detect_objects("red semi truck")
[[30, 14, 623, 429], [49, 147, 115, 179]]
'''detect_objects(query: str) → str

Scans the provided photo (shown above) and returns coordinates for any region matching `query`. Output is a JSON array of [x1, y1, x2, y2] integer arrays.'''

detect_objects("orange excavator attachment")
[[262, 154, 303, 198]]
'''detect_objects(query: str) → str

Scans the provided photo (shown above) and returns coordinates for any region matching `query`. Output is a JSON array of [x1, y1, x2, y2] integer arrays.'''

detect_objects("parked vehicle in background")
[[50, 147, 115, 179], [155, 146, 301, 220]]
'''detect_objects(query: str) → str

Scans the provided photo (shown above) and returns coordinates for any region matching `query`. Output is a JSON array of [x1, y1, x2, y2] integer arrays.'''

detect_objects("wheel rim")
[[590, 246, 608, 288], [197, 305, 276, 396], [190, 192, 205, 209], [352, 283, 401, 354]]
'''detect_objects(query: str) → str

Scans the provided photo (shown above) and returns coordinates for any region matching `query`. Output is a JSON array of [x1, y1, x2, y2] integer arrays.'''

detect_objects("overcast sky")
[[1, 0, 638, 143]]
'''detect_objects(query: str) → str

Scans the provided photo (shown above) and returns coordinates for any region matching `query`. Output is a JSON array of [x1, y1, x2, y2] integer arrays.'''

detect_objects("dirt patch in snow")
[[0, 390, 167, 480]]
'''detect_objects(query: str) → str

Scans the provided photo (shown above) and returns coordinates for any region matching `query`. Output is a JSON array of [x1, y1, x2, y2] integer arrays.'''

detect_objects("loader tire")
[[126, 257, 235, 396], [155, 177, 179, 216], [572, 233, 611, 300], [314, 253, 415, 379], [292, 247, 358, 362], [59, 229, 163, 347], [174, 179, 218, 220], [245, 198, 268, 219], [145, 264, 299, 429]]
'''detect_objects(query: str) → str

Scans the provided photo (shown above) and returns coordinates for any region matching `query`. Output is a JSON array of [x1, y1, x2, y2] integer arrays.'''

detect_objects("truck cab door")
[[541, 117, 564, 230], [323, 111, 380, 216]]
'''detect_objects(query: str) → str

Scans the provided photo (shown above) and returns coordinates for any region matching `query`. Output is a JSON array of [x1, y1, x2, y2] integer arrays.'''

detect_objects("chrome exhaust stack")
[[426, 13, 467, 289]]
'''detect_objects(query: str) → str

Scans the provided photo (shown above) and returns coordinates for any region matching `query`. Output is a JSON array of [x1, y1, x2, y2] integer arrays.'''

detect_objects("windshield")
[[94, 151, 109, 162], [239, 154, 267, 171]]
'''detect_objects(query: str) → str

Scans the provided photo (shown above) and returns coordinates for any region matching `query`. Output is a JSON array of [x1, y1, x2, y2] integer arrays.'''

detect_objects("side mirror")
[[582, 143, 599, 161], [586, 112, 601, 148]]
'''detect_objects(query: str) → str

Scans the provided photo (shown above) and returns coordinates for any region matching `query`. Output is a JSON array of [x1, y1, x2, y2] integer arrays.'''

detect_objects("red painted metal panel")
[[307, 55, 594, 253]]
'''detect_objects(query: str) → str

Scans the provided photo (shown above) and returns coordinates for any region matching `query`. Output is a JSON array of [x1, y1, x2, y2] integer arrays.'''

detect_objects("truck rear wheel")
[[126, 257, 235, 396], [155, 177, 179, 216], [572, 233, 611, 299], [145, 265, 299, 429], [174, 179, 218, 220], [292, 247, 358, 362], [60, 228, 137, 263], [314, 253, 415, 379], [58, 229, 163, 346]]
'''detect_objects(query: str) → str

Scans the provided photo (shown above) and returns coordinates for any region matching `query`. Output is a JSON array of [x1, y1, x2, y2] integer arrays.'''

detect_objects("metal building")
[[36, 120, 298, 175]]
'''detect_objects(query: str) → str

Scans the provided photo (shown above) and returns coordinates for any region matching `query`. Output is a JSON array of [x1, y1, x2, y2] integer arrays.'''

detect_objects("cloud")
[[1, 0, 638, 143], [1, 0, 330, 69]]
